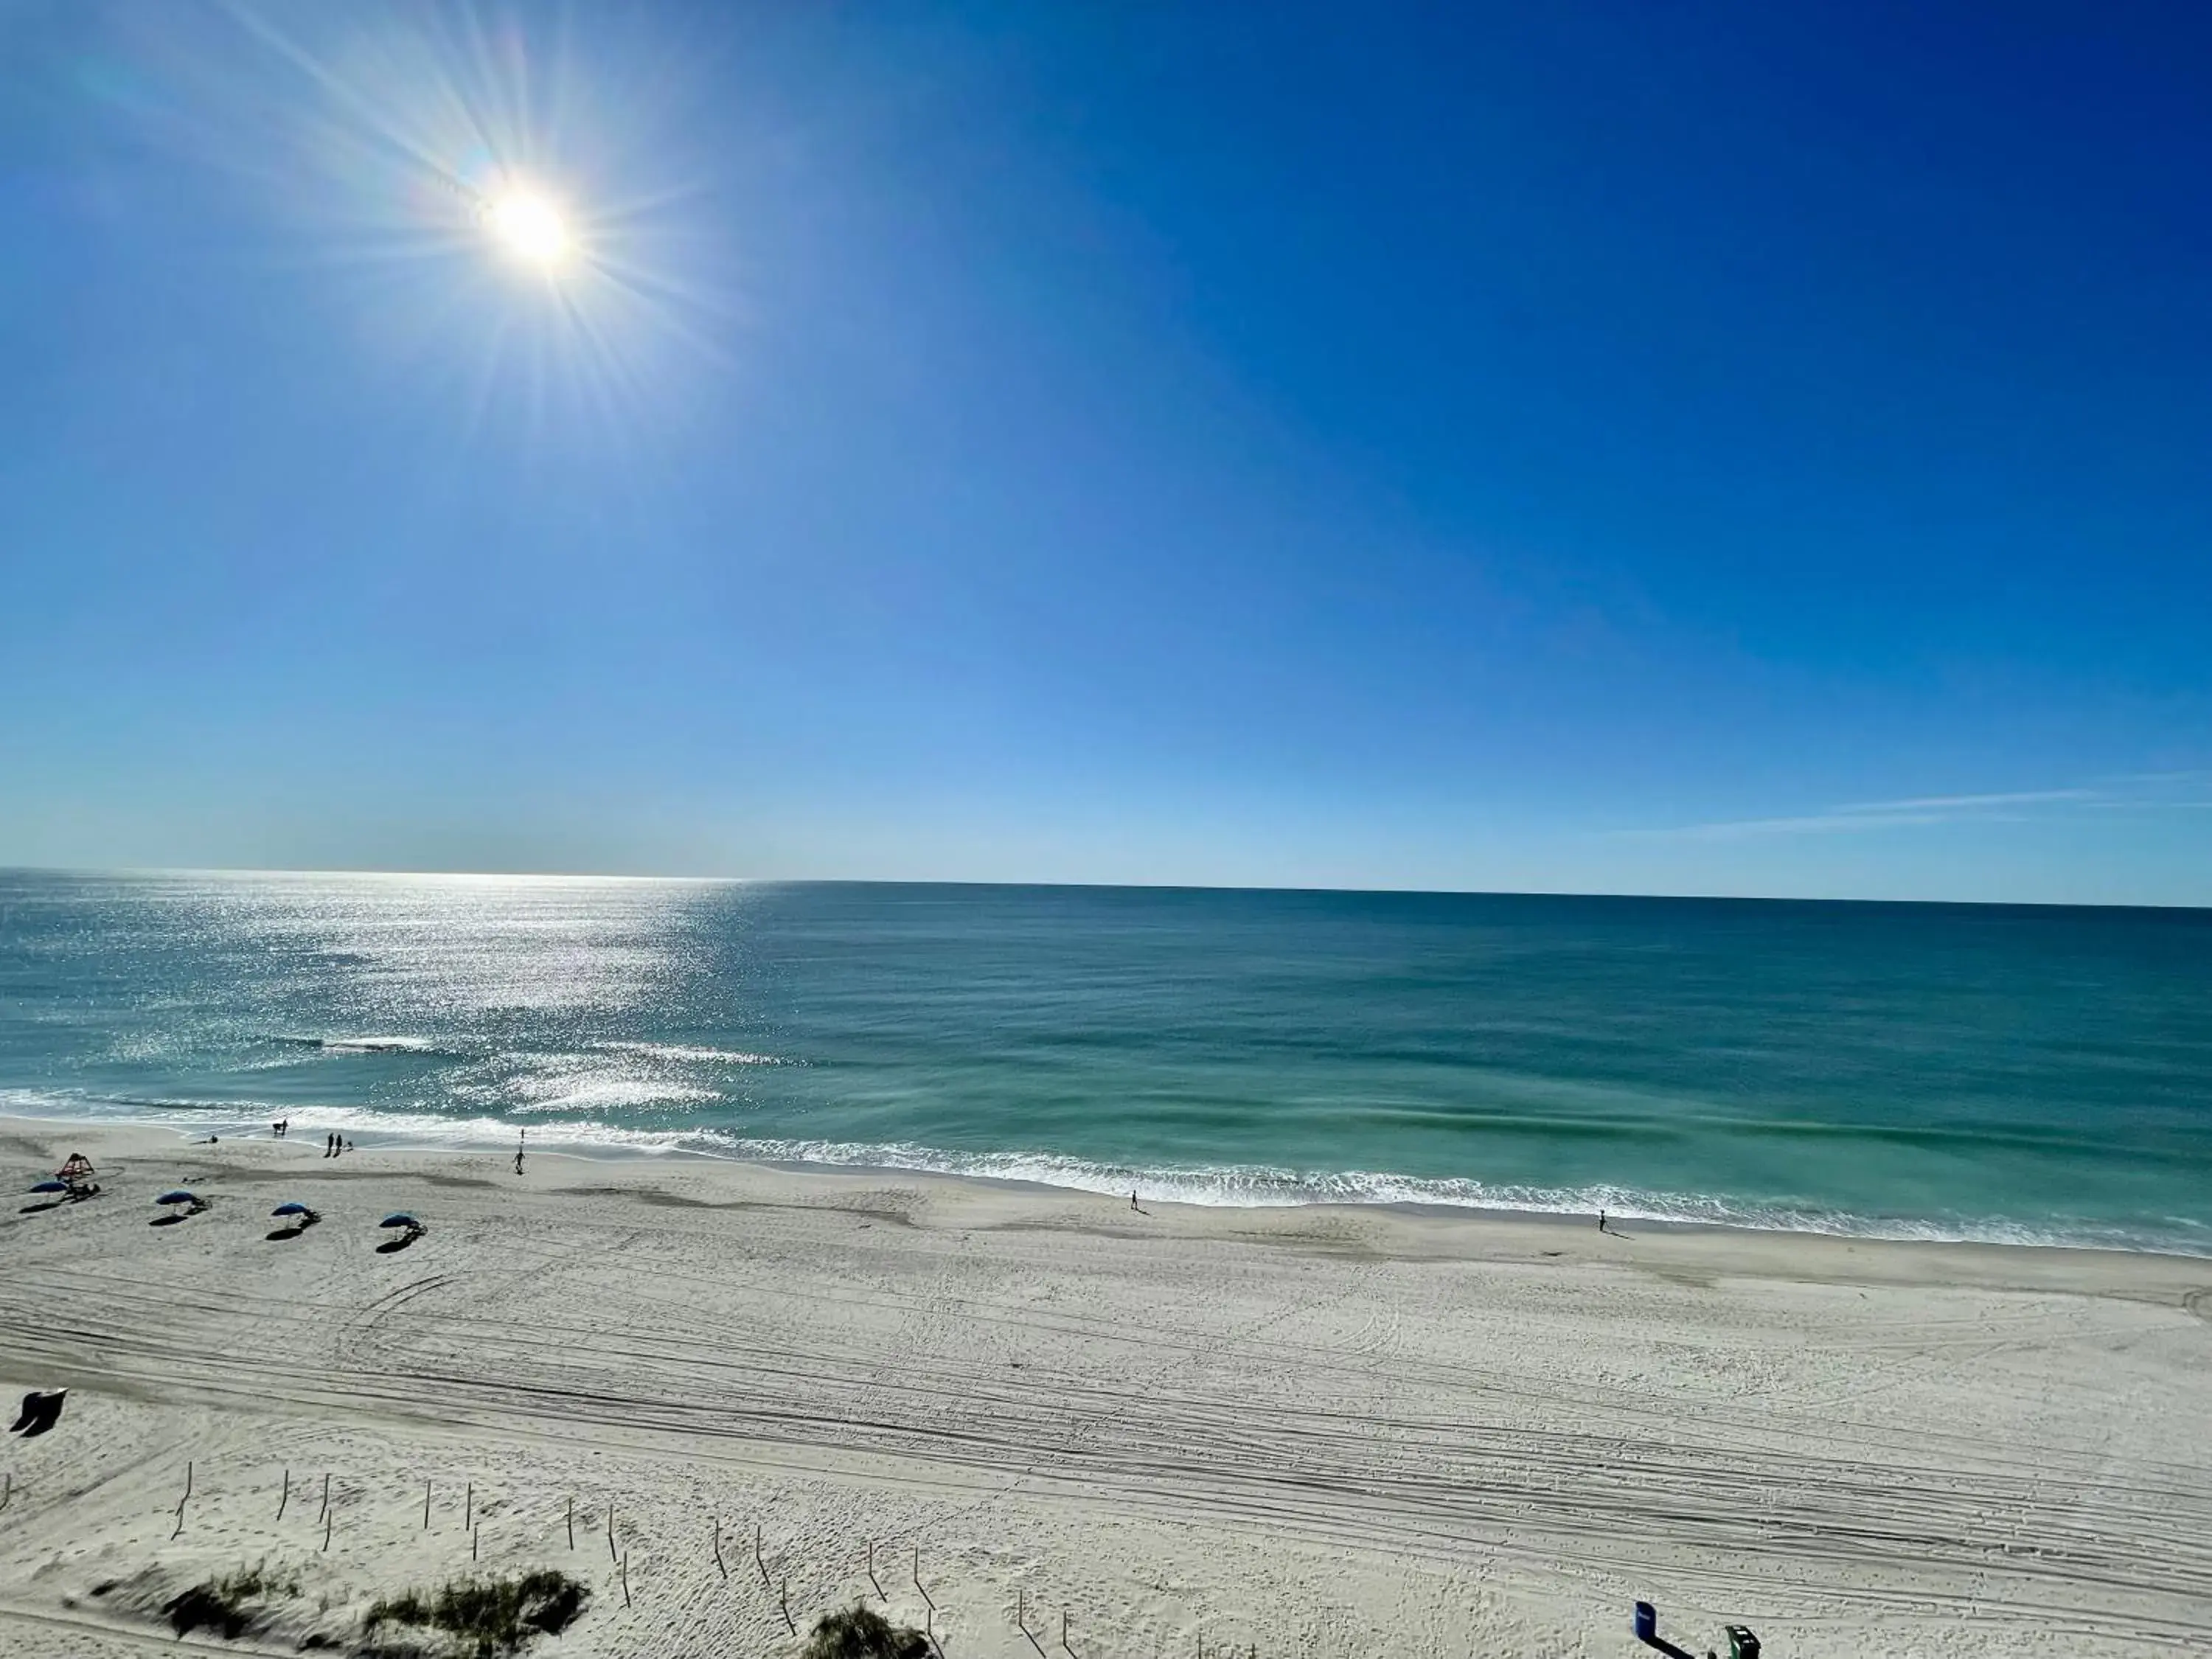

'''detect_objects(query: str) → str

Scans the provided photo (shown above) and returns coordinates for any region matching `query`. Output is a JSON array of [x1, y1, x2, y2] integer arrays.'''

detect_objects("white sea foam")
[[5, 1090, 2200, 1257], [509, 1078, 718, 1113]]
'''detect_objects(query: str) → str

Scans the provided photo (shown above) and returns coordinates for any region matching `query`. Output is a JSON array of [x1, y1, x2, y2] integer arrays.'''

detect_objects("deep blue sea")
[[2, 870, 2208, 1253]]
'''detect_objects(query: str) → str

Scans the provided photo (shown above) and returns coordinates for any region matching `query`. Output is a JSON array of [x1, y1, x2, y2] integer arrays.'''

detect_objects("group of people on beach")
[[271, 1121, 354, 1156], [273, 1122, 353, 1157]]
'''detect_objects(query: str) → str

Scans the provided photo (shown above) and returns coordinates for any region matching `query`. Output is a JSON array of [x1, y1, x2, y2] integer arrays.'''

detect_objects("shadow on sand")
[[375, 1232, 422, 1254], [10, 1392, 66, 1439]]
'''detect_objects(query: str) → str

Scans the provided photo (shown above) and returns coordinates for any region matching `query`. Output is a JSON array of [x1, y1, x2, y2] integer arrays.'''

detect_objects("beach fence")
[[82, 1461, 1184, 1657], [445, 1484, 961, 1647]]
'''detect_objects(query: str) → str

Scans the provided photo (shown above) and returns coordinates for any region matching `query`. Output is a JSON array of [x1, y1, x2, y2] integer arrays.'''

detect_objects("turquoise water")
[[2, 870, 2208, 1253]]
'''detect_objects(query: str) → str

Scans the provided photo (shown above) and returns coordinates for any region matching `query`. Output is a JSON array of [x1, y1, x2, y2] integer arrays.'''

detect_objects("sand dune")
[[2, 1116, 2208, 1658]]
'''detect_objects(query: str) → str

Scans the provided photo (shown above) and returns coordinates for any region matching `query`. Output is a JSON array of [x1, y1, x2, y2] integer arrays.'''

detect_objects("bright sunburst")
[[484, 189, 572, 270], [173, 2, 732, 451]]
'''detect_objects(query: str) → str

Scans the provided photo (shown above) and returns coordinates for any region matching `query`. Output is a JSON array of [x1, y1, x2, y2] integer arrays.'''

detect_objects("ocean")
[[1, 869, 2208, 1253]]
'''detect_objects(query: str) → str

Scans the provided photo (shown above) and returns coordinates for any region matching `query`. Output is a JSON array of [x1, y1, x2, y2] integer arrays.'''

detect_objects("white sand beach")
[[1, 1116, 2208, 1658]]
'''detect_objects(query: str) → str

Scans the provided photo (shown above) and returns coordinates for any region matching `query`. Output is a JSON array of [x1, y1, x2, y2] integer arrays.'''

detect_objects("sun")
[[484, 190, 572, 269]]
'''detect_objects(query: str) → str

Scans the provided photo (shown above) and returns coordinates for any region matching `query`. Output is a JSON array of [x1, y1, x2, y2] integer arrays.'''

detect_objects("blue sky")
[[3, 1, 2209, 902]]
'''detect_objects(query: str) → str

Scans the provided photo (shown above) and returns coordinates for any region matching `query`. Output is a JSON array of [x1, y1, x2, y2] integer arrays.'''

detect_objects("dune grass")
[[802, 1603, 933, 1658], [162, 1557, 303, 1639], [363, 1569, 588, 1658]]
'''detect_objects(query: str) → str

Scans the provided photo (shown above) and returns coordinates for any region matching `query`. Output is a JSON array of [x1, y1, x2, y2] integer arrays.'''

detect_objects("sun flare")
[[485, 190, 571, 268]]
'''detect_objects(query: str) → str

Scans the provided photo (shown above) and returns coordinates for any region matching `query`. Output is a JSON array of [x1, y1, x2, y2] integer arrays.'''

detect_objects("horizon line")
[[0, 862, 2205, 914]]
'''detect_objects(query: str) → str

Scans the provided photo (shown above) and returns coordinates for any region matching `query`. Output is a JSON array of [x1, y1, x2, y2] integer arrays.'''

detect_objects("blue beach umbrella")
[[272, 1202, 313, 1217], [28, 1180, 68, 1194], [378, 1212, 420, 1229], [156, 1189, 198, 1206]]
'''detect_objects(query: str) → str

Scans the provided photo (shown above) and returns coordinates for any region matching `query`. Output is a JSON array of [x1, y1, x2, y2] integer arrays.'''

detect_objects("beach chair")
[[1634, 1600, 1759, 1659]]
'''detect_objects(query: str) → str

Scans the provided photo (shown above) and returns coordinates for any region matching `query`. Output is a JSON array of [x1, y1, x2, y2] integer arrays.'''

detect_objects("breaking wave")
[[9, 1088, 2204, 1258], [266, 1034, 457, 1057]]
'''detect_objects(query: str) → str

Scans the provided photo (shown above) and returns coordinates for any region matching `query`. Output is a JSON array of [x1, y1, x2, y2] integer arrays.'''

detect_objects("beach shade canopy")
[[271, 1201, 313, 1217], [156, 1189, 198, 1206], [379, 1212, 421, 1229], [29, 1180, 69, 1194]]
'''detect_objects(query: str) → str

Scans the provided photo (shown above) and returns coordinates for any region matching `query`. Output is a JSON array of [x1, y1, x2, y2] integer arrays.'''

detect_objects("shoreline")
[[7, 1112, 2208, 1300], [4, 1100, 2206, 1265]]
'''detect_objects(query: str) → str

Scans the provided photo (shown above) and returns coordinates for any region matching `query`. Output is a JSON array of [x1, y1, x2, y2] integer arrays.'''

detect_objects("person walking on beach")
[[1597, 1208, 1607, 1234], [515, 1130, 526, 1176], [324, 1133, 335, 1158]]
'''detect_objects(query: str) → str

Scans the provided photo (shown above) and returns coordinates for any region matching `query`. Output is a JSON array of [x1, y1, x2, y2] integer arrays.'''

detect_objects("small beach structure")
[[155, 1189, 208, 1216], [379, 1211, 426, 1243], [35, 1155, 100, 1201], [271, 1200, 320, 1228]]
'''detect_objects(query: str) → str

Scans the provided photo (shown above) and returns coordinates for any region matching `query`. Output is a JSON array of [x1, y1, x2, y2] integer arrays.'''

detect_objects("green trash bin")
[[1725, 1627, 1761, 1659]]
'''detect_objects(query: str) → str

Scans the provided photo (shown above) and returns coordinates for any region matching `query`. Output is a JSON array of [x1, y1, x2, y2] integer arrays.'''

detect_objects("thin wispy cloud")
[[1832, 789, 2101, 814], [1621, 777, 2208, 841], [1621, 810, 1981, 842]]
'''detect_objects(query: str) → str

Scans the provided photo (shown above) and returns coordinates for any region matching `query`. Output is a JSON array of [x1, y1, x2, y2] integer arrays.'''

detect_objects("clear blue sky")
[[4, 1, 2209, 902]]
